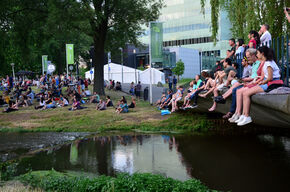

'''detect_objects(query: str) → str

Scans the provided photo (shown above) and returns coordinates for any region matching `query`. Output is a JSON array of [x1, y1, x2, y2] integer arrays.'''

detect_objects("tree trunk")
[[93, 28, 107, 96]]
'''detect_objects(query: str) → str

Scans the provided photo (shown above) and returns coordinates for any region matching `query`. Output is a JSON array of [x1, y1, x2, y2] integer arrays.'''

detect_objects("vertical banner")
[[42, 55, 48, 73], [66, 44, 74, 64], [150, 22, 163, 63]]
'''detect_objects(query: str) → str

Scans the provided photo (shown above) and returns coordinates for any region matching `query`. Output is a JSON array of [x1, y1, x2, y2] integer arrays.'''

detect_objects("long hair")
[[258, 46, 276, 62], [249, 30, 261, 46]]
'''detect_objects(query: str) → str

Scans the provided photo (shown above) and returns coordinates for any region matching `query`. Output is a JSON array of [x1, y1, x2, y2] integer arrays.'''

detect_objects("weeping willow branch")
[[200, 0, 220, 44]]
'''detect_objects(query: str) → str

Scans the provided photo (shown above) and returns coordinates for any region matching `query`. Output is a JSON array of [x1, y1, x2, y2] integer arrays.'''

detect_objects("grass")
[[16, 170, 219, 192], [0, 87, 211, 133]]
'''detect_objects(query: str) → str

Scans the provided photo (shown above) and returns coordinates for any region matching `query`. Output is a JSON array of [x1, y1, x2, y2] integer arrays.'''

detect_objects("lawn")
[[0, 88, 211, 133]]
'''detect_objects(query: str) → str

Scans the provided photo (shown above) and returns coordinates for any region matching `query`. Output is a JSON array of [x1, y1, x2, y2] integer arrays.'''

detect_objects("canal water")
[[1, 133, 290, 192]]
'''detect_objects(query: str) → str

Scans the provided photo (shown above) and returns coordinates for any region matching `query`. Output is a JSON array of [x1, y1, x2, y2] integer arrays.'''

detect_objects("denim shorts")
[[259, 84, 268, 91], [259, 78, 280, 91]]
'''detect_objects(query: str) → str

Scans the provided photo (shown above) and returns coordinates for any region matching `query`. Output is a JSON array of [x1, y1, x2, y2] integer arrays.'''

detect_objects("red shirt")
[[249, 39, 257, 48]]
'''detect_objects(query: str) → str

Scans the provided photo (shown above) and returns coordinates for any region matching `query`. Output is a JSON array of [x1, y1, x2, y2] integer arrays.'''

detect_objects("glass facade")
[[139, 0, 232, 58]]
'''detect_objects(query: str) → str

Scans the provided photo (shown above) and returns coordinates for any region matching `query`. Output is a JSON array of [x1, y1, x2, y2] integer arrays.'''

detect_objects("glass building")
[[139, 0, 232, 58]]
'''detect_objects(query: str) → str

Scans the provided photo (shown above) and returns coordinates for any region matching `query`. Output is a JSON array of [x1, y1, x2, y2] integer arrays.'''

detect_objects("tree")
[[43, 0, 163, 95], [200, 0, 290, 43], [172, 59, 185, 81]]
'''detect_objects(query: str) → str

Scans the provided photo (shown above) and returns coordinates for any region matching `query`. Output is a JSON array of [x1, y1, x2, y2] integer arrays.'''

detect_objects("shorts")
[[259, 84, 268, 91], [175, 97, 182, 102], [189, 92, 196, 100], [231, 79, 238, 86]]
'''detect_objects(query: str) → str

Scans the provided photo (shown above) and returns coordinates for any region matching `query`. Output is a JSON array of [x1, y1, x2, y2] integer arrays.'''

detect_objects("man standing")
[[136, 81, 142, 100], [259, 24, 271, 47], [167, 74, 173, 91], [173, 76, 177, 92], [221, 38, 236, 63]]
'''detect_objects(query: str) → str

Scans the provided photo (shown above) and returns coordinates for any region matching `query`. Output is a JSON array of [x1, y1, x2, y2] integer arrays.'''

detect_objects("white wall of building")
[[169, 47, 200, 79]]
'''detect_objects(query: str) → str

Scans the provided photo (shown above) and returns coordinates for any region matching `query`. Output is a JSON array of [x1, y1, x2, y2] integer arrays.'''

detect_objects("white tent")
[[85, 63, 165, 85], [139, 68, 165, 84], [85, 63, 141, 83]]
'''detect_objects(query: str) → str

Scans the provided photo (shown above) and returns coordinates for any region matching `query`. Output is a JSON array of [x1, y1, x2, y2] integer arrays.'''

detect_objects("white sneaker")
[[235, 115, 245, 123], [229, 114, 240, 123], [237, 116, 252, 126]]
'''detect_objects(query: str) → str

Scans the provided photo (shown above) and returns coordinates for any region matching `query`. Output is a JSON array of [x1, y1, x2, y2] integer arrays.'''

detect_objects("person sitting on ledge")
[[170, 86, 183, 113], [233, 46, 280, 126]]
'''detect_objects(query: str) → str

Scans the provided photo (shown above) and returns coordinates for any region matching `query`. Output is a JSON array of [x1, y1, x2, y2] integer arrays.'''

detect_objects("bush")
[[19, 170, 219, 192]]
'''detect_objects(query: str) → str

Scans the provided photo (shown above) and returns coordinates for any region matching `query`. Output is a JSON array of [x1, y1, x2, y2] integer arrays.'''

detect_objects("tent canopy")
[[86, 63, 165, 85]]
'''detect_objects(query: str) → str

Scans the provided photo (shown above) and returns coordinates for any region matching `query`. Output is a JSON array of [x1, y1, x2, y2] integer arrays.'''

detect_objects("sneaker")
[[191, 104, 198, 108], [237, 116, 252, 126], [229, 114, 240, 123], [235, 115, 245, 123]]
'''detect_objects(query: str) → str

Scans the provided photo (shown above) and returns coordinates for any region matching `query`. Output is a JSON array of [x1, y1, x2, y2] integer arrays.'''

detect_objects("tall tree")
[[74, 0, 164, 95], [200, 0, 290, 42]]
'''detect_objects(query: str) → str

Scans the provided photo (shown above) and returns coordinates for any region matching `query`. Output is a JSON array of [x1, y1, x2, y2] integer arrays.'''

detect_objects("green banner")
[[42, 55, 48, 72], [66, 44, 74, 64], [150, 22, 163, 63]]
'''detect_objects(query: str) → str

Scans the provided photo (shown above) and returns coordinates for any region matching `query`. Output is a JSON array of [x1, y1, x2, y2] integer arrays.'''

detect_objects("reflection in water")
[[11, 134, 290, 192]]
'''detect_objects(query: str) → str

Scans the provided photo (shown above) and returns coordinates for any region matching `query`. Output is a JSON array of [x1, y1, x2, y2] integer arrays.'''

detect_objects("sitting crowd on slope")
[[156, 24, 286, 126], [1, 73, 136, 114]]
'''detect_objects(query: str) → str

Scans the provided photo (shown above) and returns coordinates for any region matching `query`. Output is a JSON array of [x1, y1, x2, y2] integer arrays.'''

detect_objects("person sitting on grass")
[[96, 99, 107, 110], [3, 100, 18, 113], [59, 94, 69, 107], [90, 92, 100, 103], [106, 96, 114, 107], [116, 99, 128, 113], [35, 97, 46, 110], [169, 86, 183, 112], [70, 96, 81, 111], [128, 97, 136, 108], [42, 97, 56, 110]]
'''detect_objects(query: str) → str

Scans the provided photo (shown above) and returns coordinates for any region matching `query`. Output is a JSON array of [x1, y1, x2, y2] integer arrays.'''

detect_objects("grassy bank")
[[0, 90, 211, 133], [13, 170, 219, 192]]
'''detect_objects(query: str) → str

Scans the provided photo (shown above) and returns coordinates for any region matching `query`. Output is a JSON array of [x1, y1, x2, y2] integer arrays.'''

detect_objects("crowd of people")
[[0, 74, 136, 114], [156, 24, 286, 126]]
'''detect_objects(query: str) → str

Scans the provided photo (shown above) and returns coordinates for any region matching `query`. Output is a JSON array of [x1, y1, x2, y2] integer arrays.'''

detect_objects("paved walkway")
[[121, 83, 166, 103]]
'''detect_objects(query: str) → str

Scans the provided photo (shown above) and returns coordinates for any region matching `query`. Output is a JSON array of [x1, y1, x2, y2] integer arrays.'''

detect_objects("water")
[[2, 133, 290, 192], [0, 132, 90, 162]]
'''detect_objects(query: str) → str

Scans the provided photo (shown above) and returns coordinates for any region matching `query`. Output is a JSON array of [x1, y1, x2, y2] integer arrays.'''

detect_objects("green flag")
[[66, 44, 74, 64], [150, 22, 163, 63], [42, 55, 48, 72]]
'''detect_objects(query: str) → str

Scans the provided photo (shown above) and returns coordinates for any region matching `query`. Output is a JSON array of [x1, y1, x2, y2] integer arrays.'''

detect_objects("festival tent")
[[85, 63, 141, 83], [85, 63, 165, 85], [139, 68, 165, 84]]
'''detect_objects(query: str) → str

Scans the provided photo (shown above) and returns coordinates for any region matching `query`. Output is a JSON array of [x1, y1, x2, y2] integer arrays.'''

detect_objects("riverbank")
[[0, 90, 211, 133], [2, 170, 219, 192]]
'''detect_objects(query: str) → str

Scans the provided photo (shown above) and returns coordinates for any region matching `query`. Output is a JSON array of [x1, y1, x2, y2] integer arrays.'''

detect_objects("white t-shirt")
[[260, 31, 272, 47], [263, 60, 280, 79]]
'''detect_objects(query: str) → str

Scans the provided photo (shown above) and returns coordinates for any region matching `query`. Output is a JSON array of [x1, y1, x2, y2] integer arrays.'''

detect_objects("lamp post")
[[119, 47, 123, 83], [133, 49, 137, 83], [11, 63, 15, 81]]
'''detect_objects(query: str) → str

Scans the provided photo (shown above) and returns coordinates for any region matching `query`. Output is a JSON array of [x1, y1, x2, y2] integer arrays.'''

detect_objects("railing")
[[236, 35, 289, 87]]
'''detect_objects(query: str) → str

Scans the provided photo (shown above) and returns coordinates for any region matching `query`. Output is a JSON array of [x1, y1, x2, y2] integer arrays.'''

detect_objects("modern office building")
[[139, 0, 232, 58]]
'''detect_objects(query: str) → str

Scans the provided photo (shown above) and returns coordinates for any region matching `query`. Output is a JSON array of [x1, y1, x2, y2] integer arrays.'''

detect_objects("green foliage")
[[0, 161, 18, 181], [172, 59, 185, 80], [201, 0, 290, 42], [19, 170, 219, 192]]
